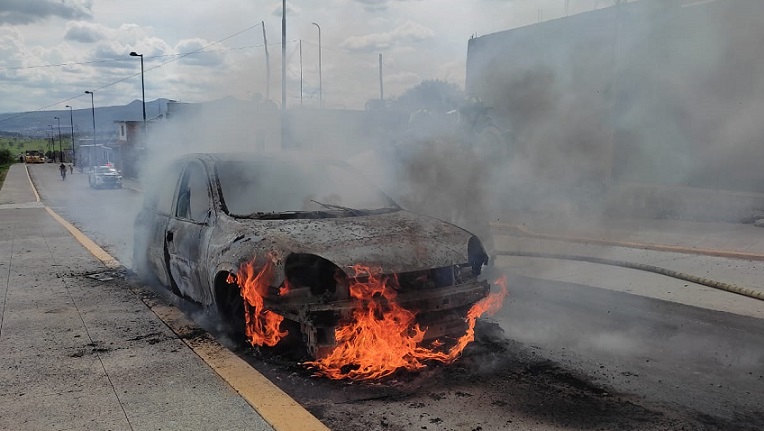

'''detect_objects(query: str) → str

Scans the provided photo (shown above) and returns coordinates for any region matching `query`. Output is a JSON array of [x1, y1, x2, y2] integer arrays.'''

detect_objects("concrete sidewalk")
[[492, 215, 764, 320], [0, 163, 276, 431]]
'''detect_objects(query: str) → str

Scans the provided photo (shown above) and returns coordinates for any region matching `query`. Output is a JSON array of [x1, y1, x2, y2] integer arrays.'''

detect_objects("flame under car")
[[133, 153, 490, 359]]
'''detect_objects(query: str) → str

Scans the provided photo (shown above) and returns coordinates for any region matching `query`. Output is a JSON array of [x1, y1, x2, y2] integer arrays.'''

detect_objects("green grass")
[[0, 163, 10, 191], [0, 136, 69, 190], [0, 137, 57, 157]]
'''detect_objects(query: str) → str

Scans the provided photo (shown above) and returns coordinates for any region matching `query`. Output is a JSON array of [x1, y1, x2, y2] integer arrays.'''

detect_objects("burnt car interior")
[[216, 160, 399, 218], [176, 162, 210, 222]]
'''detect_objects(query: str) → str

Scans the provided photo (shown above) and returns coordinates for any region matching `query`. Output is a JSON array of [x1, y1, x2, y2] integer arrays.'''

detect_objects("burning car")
[[133, 153, 497, 377]]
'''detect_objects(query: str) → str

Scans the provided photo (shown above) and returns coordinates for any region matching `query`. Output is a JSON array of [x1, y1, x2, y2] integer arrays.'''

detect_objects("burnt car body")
[[133, 153, 490, 357]]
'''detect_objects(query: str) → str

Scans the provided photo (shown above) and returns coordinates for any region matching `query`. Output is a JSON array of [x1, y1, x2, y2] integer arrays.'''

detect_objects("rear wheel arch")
[[213, 269, 245, 339]]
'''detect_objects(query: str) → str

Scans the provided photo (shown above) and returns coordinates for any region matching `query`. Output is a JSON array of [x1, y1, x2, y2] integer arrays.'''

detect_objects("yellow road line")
[[23, 164, 41, 203], [148, 303, 330, 431], [44, 206, 122, 269]]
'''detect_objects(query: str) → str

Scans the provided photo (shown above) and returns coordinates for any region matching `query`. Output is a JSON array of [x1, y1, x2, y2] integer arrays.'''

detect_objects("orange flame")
[[229, 255, 288, 347], [305, 268, 509, 380]]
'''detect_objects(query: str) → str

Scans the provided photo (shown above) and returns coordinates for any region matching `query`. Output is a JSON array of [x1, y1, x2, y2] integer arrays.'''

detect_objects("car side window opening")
[[145, 163, 181, 214], [175, 163, 210, 222]]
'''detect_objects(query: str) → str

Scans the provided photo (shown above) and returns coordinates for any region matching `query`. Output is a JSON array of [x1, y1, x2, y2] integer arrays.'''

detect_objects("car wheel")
[[215, 272, 246, 343]]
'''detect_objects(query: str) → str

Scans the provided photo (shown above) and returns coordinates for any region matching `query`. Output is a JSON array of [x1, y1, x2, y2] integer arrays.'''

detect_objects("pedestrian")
[[69, 164, 73, 174]]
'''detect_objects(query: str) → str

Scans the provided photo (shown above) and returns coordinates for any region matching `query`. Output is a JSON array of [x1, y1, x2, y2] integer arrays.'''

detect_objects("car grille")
[[395, 267, 456, 291]]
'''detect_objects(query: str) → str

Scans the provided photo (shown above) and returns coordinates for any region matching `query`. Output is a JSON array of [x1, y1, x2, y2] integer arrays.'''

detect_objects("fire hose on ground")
[[494, 250, 764, 302]]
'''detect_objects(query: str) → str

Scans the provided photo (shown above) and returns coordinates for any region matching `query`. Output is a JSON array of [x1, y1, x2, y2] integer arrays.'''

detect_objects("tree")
[[391, 79, 464, 114], [0, 148, 14, 165]]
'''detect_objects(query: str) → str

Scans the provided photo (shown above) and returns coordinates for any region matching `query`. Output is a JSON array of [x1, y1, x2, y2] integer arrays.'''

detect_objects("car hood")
[[230, 210, 474, 274]]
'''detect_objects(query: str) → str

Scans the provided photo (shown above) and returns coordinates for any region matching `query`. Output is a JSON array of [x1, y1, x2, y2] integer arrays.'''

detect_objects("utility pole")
[[299, 39, 303, 106], [262, 21, 270, 101], [54, 116, 63, 162], [378, 53, 384, 100], [65, 105, 75, 164], [281, 0, 286, 111], [312, 22, 323, 109], [281, 0, 287, 149]]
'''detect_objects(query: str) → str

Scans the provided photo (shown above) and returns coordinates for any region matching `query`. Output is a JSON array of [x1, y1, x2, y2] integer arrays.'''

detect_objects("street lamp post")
[[85, 90, 95, 145], [48, 125, 54, 160], [129, 52, 147, 138], [85, 91, 96, 168], [54, 116, 63, 162], [312, 22, 323, 109], [65, 105, 75, 165]]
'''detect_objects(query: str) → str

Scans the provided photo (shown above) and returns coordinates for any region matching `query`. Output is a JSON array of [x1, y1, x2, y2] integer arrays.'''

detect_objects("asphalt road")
[[29, 164, 141, 268], [28, 163, 764, 430]]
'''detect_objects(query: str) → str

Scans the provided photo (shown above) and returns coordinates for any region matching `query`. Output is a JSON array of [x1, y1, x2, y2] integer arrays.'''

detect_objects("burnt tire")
[[215, 273, 246, 343]]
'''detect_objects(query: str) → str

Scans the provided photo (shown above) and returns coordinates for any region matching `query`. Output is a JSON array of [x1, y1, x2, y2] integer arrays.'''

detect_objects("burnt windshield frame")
[[215, 159, 399, 218]]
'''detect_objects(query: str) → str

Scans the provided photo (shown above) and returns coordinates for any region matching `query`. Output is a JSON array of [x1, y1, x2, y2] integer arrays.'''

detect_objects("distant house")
[[114, 119, 153, 177]]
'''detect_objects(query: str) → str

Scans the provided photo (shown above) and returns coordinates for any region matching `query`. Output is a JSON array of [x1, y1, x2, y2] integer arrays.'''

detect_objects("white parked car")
[[88, 165, 123, 189]]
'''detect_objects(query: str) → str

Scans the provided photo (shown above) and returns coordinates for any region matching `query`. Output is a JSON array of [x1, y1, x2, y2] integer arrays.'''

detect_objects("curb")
[[27, 166, 329, 431]]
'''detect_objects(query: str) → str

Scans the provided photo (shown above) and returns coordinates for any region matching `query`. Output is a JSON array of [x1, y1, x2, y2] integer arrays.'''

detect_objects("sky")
[[0, 0, 613, 114]]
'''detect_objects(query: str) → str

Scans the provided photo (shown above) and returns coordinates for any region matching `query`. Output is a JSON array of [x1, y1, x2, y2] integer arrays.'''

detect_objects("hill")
[[0, 99, 170, 139]]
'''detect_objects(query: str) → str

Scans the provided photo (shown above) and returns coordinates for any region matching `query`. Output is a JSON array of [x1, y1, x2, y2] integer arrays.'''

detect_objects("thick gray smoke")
[[129, 1, 764, 284], [466, 0, 764, 224]]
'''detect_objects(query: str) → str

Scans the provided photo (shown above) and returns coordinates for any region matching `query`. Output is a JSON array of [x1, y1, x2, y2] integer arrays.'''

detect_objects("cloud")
[[64, 21, 105, 43], [341, 21, 434, 52], [354, 0, 421, 12], [64, 23, 171, 66], [175, 38, 226, 67], [0, 0, 92, 25], [270, 1, 301, 17]]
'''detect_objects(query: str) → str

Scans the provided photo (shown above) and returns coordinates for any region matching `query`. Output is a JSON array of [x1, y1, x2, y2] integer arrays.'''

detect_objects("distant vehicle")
[[24, 150, 44, 164], [88, 165, 123, 189], [78, 144, 113, 173], [133, 153, 491, 359]]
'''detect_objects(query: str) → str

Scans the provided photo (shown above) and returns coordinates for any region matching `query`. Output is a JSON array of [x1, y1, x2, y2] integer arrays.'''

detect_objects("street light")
[[312, 22, 323, 109], [48, 125, 54, 160], [85, 90, 95, 170], [65, 105, 75, 165], [54, 116, 63, 162], [84, 91, 96, 141], [129, 51, 147, 138]]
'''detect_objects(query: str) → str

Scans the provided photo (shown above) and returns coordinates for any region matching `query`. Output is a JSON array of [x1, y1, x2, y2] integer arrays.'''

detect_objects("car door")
[[136, 161, 182, 287], [166, 160, 214, 305]]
